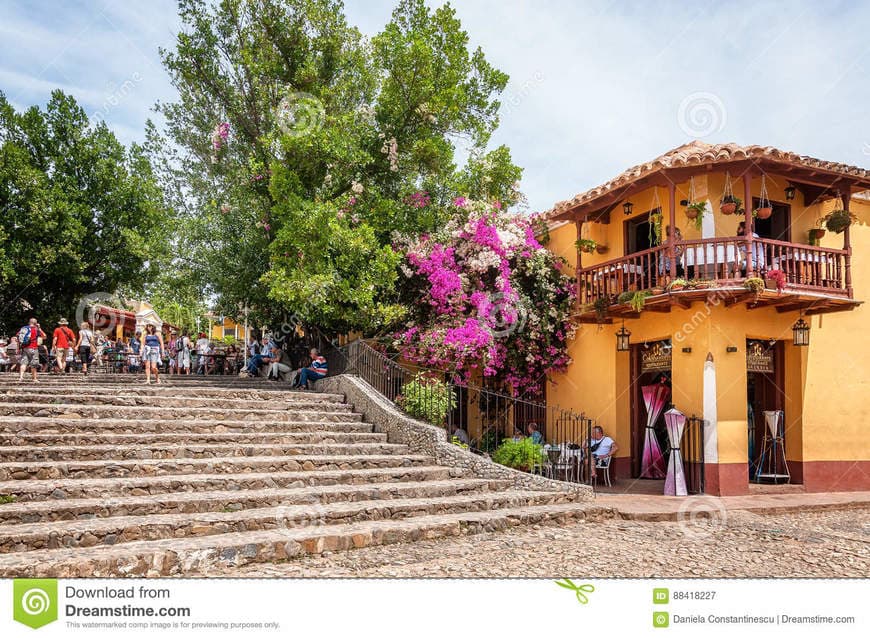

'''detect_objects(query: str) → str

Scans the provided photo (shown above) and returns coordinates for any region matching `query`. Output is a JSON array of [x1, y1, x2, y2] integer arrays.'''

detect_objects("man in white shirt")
[[586, 425, 618, 479], [195, 333, 211, 374]]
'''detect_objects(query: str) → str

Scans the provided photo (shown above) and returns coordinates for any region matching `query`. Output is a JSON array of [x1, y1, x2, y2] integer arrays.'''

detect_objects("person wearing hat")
[[51, 318, 76, 375]]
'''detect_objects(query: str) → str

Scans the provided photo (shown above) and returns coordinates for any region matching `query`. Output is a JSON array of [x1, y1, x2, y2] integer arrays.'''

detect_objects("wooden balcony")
[[575, 237, 860, 322]]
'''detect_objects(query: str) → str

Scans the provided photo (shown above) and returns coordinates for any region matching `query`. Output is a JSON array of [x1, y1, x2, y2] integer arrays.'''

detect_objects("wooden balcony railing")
[[577, 237, 850, 305]]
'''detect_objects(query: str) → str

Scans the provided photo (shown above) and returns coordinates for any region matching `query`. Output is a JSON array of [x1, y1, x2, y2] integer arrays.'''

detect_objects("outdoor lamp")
[[792, 317, 810, 346], [616, 322, 631, 351], [784, 184, 796, 201], [622, 201, 634, 216]]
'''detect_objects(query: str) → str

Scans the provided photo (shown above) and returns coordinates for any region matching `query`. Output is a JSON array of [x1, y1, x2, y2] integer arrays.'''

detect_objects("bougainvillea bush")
[[393, 200, 576, 397]]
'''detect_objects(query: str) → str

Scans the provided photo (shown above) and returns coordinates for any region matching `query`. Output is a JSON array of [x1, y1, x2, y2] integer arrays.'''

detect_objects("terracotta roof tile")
[[546, 141, 870, 219]]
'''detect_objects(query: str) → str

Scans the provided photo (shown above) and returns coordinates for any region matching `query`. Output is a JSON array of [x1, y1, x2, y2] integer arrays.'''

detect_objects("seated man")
[[584, 425, 618, 479], [267, 344, 292, 381], [293, 348, 328, 389], [526, 422, 543, 444]]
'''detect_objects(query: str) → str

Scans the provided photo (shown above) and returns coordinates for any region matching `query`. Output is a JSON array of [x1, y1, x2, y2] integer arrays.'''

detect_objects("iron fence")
[[682, 415, 706, 494]]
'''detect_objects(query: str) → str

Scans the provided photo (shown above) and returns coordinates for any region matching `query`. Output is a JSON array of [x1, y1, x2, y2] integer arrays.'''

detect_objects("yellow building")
[[207, 314, 249, 343], [543, 141, 870, 495]]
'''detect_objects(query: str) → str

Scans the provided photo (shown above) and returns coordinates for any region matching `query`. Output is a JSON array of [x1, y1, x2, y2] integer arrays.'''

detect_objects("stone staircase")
[[0, 374, 606, 577]]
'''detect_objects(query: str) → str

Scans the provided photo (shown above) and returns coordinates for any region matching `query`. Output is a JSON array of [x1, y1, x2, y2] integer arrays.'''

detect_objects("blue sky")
[[2, 0, 869, 212]]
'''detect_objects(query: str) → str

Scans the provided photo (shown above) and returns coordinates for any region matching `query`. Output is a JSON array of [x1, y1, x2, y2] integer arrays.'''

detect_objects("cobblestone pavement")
[[199, 509, 868, 578]]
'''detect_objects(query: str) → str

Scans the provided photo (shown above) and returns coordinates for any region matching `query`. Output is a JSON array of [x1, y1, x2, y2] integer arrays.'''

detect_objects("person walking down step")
[[75, 321, 95, 375], [17, 318, 46, 383], [52, 318, 75, 374], [142, 324, 165, 385]]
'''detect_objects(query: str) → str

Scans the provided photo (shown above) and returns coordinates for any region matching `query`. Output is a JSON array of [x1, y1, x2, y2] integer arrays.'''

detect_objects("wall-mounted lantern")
[[792, 316, 810, 346], [623, 201, 634, 216], [784, 184, 796, 201], [616, 321, 631, 352]]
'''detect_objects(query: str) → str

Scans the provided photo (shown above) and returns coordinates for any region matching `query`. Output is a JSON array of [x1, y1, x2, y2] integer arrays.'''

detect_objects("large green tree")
[[0, 91, 170, 335], [151, 0, 522, 335]]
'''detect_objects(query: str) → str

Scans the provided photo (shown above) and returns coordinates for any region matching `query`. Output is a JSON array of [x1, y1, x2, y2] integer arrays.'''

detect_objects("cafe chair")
[[592, 455, 612, 488]]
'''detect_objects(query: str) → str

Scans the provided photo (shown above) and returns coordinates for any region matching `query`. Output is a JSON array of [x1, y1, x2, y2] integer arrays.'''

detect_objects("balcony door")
[[624, 208, 662, 255], [751, 198, 791, 241]]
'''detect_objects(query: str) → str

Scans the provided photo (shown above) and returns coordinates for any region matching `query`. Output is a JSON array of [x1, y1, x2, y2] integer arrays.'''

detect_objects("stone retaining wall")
[[316, 375, 593, 499]]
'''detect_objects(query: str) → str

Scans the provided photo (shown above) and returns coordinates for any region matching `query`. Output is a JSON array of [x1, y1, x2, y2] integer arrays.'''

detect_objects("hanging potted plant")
[[822, 209, 857, 234], [684, 177, 705, 229], [575, 238, 598, 254], [593, 296, 610, 322], [595, 243, 609, 255], [753, 176, 773, 219], [808, 226, 826, 245], [720, 172, 738, 215]]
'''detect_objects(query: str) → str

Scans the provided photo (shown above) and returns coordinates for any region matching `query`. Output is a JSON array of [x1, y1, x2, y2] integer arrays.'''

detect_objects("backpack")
[[19, 326, 34, 347]]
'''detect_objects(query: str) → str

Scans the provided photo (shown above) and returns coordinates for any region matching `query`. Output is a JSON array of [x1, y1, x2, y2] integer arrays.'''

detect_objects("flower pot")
[[595, 245, 608, 255], [721, 202, 737, 215], [581, 246, 595, 254], [755, 206, 773, 220], [669, 284, 685, 291], [685, 208, 699, 220], [764, 278, 777, 290], [809, 228, 826, 240]]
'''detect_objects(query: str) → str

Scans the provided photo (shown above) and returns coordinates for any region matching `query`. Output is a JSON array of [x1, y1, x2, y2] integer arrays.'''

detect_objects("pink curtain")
[[640, 383, 669, 478], [664, 408, 687, 496]]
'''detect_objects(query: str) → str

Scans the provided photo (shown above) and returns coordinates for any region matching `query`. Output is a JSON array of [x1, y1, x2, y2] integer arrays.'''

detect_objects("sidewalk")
[[593, 489, 870, 521]]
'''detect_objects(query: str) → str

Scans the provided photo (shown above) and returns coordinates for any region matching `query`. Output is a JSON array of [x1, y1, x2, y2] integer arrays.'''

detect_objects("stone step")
[[0, 431, 388, 447], [0, 454, 432, 481], [0, 387, 346, 403], [0, 442, 410, 462], [0, 373, 301, 386], [0, 417, 374, 435], [0, 392, 349, 411], [0, 503, 613, 577], [0, 404, 363, 422], [0, 478, 510, 524], [0, 490, 580, 552], [0, 465, 459, 501]]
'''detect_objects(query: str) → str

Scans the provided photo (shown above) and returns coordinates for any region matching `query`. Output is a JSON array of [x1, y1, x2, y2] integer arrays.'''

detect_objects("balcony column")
[[743, 172, 753, 277], [575, 219, 583, 302], [842, 189, 852, 297], [668, 183, 677, 280]]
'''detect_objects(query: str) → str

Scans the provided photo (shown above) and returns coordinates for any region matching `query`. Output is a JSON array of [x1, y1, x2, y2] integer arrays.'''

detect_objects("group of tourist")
[[2, 316, 329, 390]]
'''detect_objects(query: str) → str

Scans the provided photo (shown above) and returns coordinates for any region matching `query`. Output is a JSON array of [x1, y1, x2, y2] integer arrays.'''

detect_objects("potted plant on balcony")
[[667, 278, 689, 292], [575, 238, 598, 254], [753, 176, 773, 219], [688, 279, 715, 289], [593, 296, 610, 322], [685, 201, 706, 229], [744, 277, 765, 299], [764, 269, 786, 293], [720, 173, 741, 215], [617, 291, 635, 305], [808, 226, 826, 245], [822, 209, 857, 234], [629, 290, 651, 313], [595, 243, 609, 255]]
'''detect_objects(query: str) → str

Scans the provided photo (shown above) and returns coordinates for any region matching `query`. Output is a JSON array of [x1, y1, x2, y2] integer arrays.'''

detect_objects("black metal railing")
[[682, 415, 706, 495], [334, 339, 597, 486]]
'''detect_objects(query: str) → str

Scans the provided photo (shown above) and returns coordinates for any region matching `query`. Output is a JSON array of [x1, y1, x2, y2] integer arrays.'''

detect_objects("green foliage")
[[629, 290, 651, 313], [574, 238, 597, 253], [617, 291, 635, 305], [667, 278, 689, 290], [396, 372, 457, 425], [0, 91, 171, 334], [744, 277, 765, 294], [822, 210, 857, 234], [492, 437, 543, 471], [450, 435, 469, 450], [593, 296, 610, 321], [152, 0, 521, 335], [474, 427, 502, 454], [685, 201, 706, 230], [0, 495, 16, 505]]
